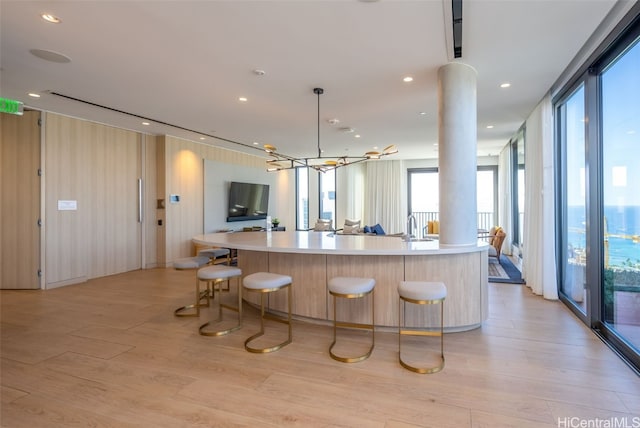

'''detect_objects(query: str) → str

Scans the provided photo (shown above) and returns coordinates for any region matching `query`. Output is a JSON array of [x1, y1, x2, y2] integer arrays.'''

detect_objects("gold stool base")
[[329, 321, 374, 363], [243, 284, 292, 353], [199, 276, 242, 336], [329, 288, 375, 363], [174, 284, 211, 317], [398, 294, 445, 374]]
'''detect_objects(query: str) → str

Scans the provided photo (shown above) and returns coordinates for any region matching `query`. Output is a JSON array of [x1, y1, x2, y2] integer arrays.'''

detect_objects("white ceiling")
[[1, 0, 618, 161]]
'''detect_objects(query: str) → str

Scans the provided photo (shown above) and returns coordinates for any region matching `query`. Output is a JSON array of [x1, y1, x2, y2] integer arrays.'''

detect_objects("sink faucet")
[[407, 214, 417, 238]]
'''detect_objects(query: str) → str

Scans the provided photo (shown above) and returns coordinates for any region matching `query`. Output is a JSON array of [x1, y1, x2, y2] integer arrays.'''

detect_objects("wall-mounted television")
[[226, 181, 270, 222]]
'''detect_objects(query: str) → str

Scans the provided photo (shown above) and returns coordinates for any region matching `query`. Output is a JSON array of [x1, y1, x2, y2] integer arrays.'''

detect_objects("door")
[[1, 111, 41, 289]]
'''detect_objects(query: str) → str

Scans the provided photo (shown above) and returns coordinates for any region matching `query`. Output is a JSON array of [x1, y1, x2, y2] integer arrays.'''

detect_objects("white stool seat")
[[244, 272, 292, 290], [328, 277, 375, 295], [398, 281, 446, 301], [198, 265, 242, 280], [173, 256, 210, 270], [198, 248, 230, 259]]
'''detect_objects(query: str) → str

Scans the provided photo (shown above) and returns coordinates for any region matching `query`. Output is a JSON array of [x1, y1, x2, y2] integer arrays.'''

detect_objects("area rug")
[[489, 255, 525, 284]]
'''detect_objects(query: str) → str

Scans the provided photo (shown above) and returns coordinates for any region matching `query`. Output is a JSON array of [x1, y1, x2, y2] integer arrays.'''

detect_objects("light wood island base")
[[194, 232, 489, 331]]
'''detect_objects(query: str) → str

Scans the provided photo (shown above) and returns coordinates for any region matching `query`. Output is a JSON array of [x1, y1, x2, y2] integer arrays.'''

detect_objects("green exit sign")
[[0, 97, 24, 115]]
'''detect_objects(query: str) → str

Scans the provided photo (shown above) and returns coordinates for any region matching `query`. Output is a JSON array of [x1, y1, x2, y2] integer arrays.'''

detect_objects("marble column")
[[437, 62, 478, 246]]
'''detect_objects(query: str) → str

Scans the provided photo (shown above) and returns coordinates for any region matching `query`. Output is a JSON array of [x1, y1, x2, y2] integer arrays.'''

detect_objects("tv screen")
[[227, 181, 270, 222]]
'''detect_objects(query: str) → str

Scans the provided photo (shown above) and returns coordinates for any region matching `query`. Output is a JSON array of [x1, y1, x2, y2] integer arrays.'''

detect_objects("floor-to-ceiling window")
[[408, 167, 497, 237], [297, 167, 336, 230], [555, 10, 639, 371], [557, 85, 588, 316], [600, 33, 640, 357], [319, 169, 336, 228], [510, 129, 526, 253], [407, 168, 439, 237], [477, 166, 498, 231], [296, 167, 309, 230]]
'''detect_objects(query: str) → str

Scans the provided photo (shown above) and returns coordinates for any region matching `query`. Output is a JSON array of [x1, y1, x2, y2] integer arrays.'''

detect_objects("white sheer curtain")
[[498, 145, 513, 256], [523, 93, 558, 299], [364, 160, 405, 234], [340, 162, 365, 223]]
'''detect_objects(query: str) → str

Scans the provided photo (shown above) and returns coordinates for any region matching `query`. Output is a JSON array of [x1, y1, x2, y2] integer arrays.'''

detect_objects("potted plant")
[[272, 217, 280, 228]]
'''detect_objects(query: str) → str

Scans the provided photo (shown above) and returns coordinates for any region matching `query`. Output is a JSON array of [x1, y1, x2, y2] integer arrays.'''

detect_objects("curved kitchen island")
[[193, 231, 489, 332]]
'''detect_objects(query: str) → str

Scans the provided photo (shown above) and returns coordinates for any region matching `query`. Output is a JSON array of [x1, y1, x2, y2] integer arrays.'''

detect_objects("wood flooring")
[[1, 268, 639, 427]]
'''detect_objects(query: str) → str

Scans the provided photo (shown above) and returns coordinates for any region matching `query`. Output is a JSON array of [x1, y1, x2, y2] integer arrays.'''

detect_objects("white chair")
[[342, 219, 361, 234], [313, 219, 333, 231], [398, 281, 446, 374], [328, 276, 376, 363]]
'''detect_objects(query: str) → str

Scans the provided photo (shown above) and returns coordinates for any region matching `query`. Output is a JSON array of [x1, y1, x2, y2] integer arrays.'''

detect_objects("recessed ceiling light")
[[200, 137, 205, 140], [41, 14, 61, 23], [486, 125, 494, 129], [28, 93, 41, 98], [253, 69, 266, 76], [373, 146, 379, 150], [403, 76, 413, 83], [419, 112, 426, 115], [238, 97, 248, 102], [142, 122, 150, 126], [253, 142, 259, 145], [355, 134, 361, 138], [500, 82, 511, 88]]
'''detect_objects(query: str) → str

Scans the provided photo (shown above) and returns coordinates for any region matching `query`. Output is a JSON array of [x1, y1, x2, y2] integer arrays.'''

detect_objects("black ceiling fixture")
[[452, 0, 463, 58]]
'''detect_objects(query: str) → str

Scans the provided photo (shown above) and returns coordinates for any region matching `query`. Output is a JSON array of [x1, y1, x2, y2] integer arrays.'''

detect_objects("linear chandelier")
[[265, 87, 398, 172]]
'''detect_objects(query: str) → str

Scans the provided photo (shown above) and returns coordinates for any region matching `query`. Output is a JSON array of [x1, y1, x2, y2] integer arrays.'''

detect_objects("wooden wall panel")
[[160, 136, 268, 265], [143, 135, 158, 268], [267, 252, 327, 319], [44, 113, 86, 285], [237, 249, 269, 306], [0, 111, 41, 289], [404, 252, 486, 329], [44, 113, 142, 287]]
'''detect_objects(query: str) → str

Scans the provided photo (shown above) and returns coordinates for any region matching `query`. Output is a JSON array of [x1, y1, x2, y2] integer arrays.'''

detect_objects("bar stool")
[[198, 265, 243, 336], [173, 256, 212, 317], [198, 248, 231, 266], [328, 277, 376, 363], [398, 281, 447, 374], [242, 272, 292, 353], [198, 247, 232, 292]]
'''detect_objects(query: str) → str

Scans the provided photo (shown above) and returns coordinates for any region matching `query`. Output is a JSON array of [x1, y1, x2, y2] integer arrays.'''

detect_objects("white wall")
[[204, 159, 281, 232]]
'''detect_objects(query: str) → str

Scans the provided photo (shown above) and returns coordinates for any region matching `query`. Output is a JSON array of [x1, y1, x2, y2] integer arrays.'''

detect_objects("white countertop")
[[193, 231, 489, 256]]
